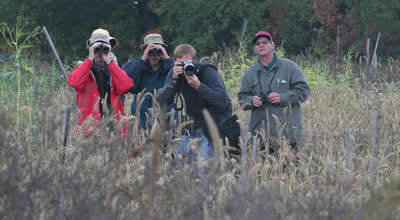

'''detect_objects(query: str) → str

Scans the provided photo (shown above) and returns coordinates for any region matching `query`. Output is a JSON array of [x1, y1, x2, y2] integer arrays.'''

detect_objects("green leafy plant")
[[1, 17, 40, 137]]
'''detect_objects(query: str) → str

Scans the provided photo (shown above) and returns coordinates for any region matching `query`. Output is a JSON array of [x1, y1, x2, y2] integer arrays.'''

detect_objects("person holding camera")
[[68, 28, 133, 135], [239, 31, 310, 155], [158, 44, 236, 166], [123, 33, 173, 128]]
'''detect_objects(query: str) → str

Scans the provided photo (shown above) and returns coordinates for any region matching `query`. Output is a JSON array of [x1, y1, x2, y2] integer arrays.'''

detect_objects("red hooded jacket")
[[68, 59, 133, 134]]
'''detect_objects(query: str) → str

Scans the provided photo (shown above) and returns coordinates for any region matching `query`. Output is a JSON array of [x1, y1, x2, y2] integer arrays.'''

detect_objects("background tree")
[[1, 0, 399, 61]]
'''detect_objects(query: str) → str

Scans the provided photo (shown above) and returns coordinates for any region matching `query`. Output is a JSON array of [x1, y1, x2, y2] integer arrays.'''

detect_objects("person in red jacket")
[[68, 28, 133, 135]]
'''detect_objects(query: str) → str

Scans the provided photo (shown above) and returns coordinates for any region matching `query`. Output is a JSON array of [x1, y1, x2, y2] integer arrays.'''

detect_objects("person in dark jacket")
[[158, 44, 233, 166], [68, 28, 133, 135], [123, 34, 173, 128], [239, 31, 310, 155]]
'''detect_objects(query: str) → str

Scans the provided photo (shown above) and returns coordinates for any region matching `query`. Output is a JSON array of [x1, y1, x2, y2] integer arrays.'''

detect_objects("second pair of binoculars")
[[148, 48, 163, 57], [94, 44, 110, 55], [260, 91, 279, 105]]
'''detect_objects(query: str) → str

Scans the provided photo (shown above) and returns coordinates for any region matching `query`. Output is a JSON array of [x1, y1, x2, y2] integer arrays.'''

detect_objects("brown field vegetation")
[[1, 49, 400, 219]]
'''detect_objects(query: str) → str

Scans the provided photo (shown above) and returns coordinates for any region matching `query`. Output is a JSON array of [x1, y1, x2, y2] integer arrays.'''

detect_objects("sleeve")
[[238, 72, 255, 111], [108, 61, 134, 95], [196, 67, 231, 110], [156, 69, 178, 107], [123, 58, 146, 94], [279, 63, 310, 105], [162, 57, 174, 74], [67, 58, 93, 92]]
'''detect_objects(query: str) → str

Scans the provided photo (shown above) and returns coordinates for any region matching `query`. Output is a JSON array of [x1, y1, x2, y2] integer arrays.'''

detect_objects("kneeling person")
[[158, 44, 235, 164]]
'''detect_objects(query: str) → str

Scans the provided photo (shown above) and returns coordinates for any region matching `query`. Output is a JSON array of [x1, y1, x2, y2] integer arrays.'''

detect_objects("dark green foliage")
[[1, 0, 400, 62]]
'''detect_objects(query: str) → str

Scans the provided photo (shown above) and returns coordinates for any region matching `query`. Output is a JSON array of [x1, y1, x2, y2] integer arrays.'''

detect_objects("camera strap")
[[173, 80, 184, 112]]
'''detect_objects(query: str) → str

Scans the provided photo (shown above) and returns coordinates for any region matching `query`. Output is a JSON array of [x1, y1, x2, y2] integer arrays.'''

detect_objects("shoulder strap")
[[197, 63, 217, 73], [196, 63, 217, 81]]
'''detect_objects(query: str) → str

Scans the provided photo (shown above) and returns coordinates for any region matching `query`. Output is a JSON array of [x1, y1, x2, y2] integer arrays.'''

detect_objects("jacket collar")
[[144, 58, 165, 72], [256, 53, 279, 73]]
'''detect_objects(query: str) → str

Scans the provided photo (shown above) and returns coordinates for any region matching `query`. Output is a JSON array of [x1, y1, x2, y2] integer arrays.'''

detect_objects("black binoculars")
[[148, 48, 162, 57], [94, 44, 110, 55]]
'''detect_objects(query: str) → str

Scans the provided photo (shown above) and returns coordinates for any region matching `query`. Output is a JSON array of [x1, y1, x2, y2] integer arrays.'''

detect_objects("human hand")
[[172, 61, 184, 80], [268, 92, 280, 104], [88, 42, 103, 61], [253, 96, 262, 107], [185, 74, 200, 89], [141, 44, 158, 61], [153, 44, 169, 59], [103, 52, 117, 65]]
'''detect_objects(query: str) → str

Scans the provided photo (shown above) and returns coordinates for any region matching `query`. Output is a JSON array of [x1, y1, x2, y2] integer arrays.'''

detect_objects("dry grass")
[[1, 53, 400, 219]]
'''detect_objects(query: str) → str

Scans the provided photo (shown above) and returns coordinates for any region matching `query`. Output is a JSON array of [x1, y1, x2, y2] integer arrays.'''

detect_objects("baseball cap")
[[252, 31, 273, 45]]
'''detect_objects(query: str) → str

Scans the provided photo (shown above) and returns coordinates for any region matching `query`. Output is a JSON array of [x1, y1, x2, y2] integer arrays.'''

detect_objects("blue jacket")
[[124, 57, 173, 127], [158, 63, 233, 139]]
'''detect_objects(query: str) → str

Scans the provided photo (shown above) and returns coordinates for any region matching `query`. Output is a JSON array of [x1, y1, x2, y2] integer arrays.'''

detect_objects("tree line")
[[1, 0, 399, 62]]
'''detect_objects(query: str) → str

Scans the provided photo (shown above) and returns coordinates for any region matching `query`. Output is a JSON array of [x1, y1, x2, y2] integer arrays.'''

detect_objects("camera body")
[[148, 48, 162, 57], [94, 44, 110, 55], [261, 91, 272, 105], [178, 60, 198, 77]]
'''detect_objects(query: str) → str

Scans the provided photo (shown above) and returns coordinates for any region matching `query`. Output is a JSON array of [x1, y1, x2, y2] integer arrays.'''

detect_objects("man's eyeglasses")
[[255, 40, 270, 46]]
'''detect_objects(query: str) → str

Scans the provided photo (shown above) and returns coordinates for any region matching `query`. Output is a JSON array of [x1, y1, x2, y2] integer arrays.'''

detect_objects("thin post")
[[370, 111, 378, 180], [42, 26, 74, 93], [252, 135, 257, 166], [240, 126, 249, 190], [383, 135, 393, 157], [59, 105, 71, 220], [366, 38, 370, 64], [239, 19, 248, 49], [166, 108, 176, 154], [336, 25, 340, 67], [266, 119, 271, 159], [345, 128, 352, 184], [371, 32, 381, 68]]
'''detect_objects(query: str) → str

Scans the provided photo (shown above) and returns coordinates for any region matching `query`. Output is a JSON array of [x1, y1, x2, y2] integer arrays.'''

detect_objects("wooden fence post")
[[345, 128, 352, 185], [166, 108, 175, 154], [252, 135, 257, 166], [240, 126, 249, 191], [59, 105, 71, 220], [370, 111, 378, 180]]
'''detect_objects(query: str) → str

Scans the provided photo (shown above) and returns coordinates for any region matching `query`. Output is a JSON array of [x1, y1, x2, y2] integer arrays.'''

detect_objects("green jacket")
[[238, 55, 310, 144]]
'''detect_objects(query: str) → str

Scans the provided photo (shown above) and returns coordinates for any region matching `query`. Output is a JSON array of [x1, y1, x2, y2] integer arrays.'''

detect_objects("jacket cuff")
[[197, 83, 207, 94], [81, 58, 94, 70], [242, 96, 255, 110], [106, 61, 120, 72], [280, 93, 289, 105]]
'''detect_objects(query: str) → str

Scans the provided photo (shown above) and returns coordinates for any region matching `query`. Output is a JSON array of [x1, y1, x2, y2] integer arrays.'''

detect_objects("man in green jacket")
[[238, 31, 310, 154]]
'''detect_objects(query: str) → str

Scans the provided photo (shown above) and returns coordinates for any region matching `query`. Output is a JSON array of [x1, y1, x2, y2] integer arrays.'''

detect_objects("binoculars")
[[94, 44, 110, 55]]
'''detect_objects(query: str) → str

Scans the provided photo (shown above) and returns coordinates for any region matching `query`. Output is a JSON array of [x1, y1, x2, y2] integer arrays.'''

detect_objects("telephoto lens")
[[183, 61, 197, 76]]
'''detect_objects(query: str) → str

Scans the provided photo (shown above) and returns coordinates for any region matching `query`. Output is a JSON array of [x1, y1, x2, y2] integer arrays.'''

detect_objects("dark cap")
[[252, 31, 273, 44]]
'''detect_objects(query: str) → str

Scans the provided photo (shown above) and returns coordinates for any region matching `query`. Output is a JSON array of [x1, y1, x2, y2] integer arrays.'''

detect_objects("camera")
[[94, 44, 110, 55], [178, 60, 198, 77], [261, 91, 272, 105], [148, 48, 162, 57]]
